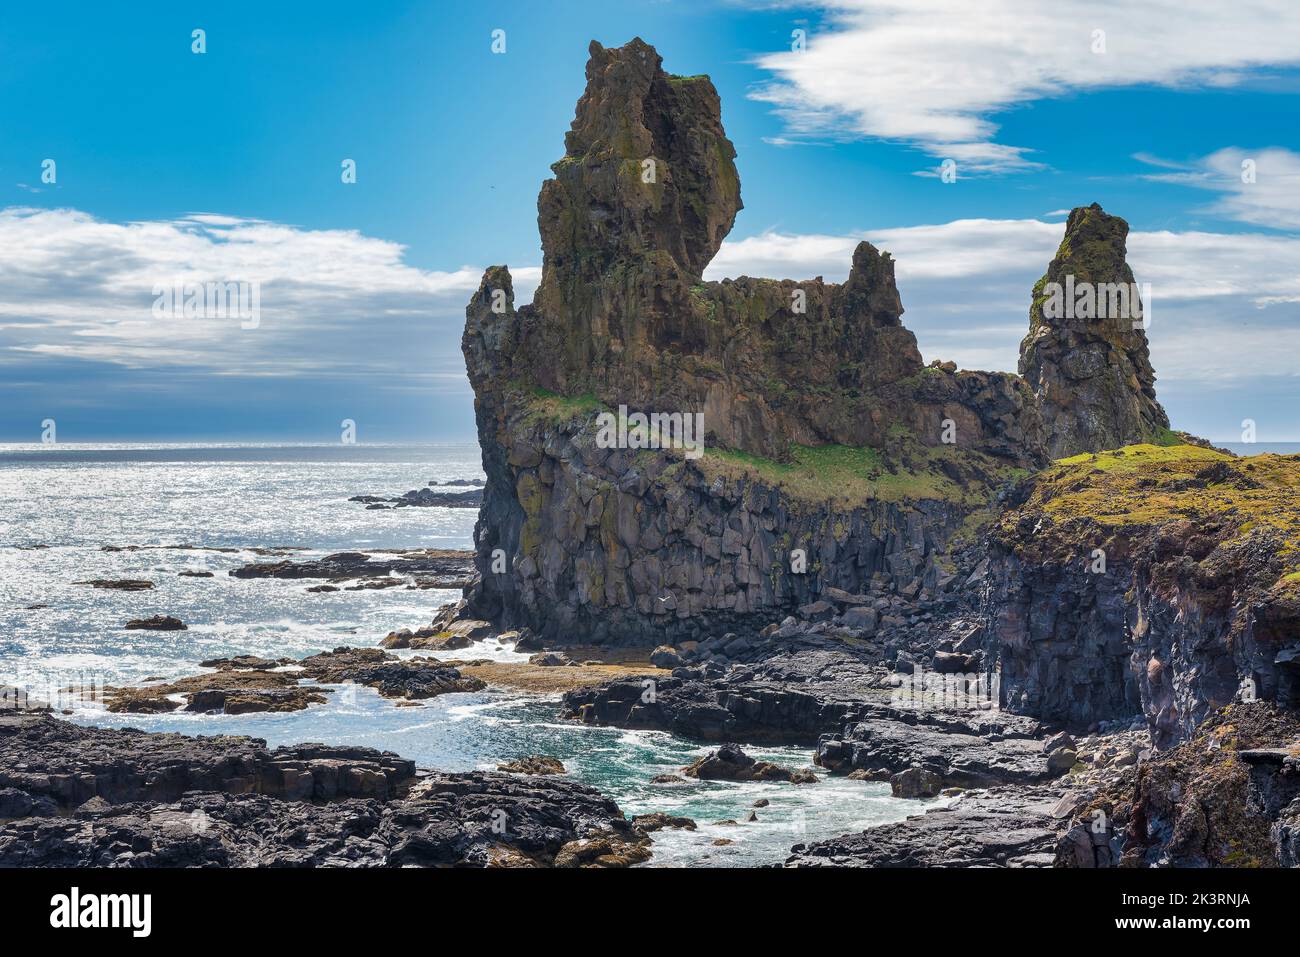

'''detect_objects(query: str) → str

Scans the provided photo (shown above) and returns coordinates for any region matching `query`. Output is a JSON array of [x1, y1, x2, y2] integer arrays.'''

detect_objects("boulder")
[[889, 767, 944, 798], [650, 645, 682, 669], [497, 756, 565, 775]]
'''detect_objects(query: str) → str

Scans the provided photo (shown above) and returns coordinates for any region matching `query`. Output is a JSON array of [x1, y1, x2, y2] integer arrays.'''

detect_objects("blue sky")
[[3, 0, 1299, 443]]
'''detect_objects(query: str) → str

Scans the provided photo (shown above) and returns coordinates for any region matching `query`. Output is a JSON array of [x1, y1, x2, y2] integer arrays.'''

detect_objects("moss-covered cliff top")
[[1001, 443, 1300, 590], [695, 443, 1024, 508]]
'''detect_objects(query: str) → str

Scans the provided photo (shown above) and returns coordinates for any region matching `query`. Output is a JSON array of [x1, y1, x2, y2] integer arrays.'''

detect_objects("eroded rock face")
[[1019, 203, 1169, 458], [983, 446, 1300, 745]]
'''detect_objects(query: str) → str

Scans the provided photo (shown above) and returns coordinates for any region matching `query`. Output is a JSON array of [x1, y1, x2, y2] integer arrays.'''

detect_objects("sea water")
[[0, 442, 945, 866]]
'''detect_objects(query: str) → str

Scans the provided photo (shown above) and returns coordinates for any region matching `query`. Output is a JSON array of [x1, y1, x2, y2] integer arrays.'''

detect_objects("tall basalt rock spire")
[[531, 37, 742, 395], [1019, 203, 1169, 459]]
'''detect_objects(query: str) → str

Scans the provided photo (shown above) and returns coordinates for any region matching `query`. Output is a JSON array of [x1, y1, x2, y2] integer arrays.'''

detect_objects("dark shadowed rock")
[[0, 714, 647, 868], [683, 743, 815, 784], [123, 616, 187, 631]]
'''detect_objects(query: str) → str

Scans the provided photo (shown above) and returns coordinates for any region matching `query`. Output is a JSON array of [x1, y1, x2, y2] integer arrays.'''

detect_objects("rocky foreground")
[[0, 713, 654, 867]]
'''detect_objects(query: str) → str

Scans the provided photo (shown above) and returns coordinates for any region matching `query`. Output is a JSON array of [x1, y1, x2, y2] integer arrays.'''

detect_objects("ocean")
[[0, 442, 935, 866]]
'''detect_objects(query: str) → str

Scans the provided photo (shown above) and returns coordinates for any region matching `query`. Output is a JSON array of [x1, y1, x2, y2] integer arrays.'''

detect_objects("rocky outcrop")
[[458, 37, 1048, 646], [76, 579, 154, 591], [1019, 203, 1169, 458], [123, 615, 187, 631], [682, 743, 816, 783], [349, 487, 482, 509], [983, 445, 1300, 746], [0, 713, 650, 868], [230, 549, 474, 590], [297, 647, 487, 701], [816, 712, 1054, 790], [105, 647, 487, 714], [564, 647, 885, 745], [497, 756, 565, 775], [1055, 703, 1300, 867], [0, 713, 415, 807]]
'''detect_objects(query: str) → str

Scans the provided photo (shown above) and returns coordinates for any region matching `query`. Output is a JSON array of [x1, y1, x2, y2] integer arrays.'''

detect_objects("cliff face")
[[1019, 204, 1169, 458], [984, 445, 1300, 745]]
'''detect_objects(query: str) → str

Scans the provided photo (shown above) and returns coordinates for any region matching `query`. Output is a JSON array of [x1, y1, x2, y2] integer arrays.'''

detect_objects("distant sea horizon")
[[1, 439, 1296, 465]]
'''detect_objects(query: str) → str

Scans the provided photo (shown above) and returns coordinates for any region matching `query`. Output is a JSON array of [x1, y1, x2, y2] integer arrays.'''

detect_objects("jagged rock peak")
[[841, 240, 905, 327], [537, 37, 742, 284], [1019, 202, 1169, 459]]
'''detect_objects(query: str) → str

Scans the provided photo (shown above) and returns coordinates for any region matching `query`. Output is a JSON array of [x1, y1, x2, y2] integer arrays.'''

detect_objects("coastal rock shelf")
[[0, 713, 652, 868], [104, 647, 488, 715]]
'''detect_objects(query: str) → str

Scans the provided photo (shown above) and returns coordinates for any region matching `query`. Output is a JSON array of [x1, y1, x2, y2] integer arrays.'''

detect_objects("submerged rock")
[[123, 615, 187, 631]]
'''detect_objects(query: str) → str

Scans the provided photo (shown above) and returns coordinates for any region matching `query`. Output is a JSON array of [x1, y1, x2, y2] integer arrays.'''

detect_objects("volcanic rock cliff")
[[457, 37, 1178, 647], [984, 443, 1300, 746]]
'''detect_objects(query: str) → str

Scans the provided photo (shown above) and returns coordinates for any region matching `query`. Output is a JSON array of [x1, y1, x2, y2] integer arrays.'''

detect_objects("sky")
[[2, 0, 1299, 443]]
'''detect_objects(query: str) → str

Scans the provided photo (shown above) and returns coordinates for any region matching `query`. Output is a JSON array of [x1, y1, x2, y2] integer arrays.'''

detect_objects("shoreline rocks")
[[683, 743, 817, 784], [0, 714, 649, 868], [349, 487, 483, 509], [105, 647, 487, 715], [229, 549, 476, 592]]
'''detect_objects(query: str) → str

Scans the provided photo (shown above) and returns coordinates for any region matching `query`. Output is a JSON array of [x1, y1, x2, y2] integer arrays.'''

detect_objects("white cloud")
[[707, 217, 1300, 383], [1137, 147, 1300, 230], [0, 207, 540, 383], [751, 0, 1300, 173], [5, 206, 1297, 424]]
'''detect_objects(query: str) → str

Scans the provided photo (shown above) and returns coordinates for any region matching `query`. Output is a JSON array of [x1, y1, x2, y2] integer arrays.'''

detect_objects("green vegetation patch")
[[695, 442, 1014, 508], [1010, 443, 1300, 581], [521, 388, 605, 426]]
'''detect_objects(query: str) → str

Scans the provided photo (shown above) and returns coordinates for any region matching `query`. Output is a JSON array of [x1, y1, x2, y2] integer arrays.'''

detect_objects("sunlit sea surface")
[[0, 443, 943, 866]]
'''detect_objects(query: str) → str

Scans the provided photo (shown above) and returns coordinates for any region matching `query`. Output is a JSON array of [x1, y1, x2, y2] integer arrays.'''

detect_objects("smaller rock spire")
[[1019, 203, 1169, 458]]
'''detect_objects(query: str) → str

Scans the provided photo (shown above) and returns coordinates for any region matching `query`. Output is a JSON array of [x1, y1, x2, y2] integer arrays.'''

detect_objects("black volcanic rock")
[[786, 785, 1065, 868], [0, 713, 648, 868]]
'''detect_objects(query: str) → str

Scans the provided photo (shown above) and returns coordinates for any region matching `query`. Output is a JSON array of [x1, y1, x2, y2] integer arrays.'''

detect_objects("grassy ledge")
[[1010, 443, 1300, 583]]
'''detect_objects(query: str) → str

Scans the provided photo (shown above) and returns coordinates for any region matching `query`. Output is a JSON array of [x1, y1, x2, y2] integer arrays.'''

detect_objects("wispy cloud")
[[5, 207, 1297, 437], [1137, 147, 1300, 230], [750, 0, 1300, 173]]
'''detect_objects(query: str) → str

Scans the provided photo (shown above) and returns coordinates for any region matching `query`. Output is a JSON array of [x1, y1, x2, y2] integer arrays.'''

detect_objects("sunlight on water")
[[1, 444, 932, 866]]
